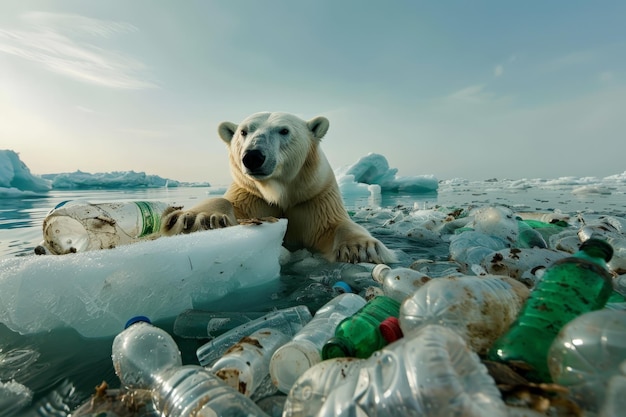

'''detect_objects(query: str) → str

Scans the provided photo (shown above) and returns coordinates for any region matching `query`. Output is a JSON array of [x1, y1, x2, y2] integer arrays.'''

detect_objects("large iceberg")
[[0, 150, 51, 196]]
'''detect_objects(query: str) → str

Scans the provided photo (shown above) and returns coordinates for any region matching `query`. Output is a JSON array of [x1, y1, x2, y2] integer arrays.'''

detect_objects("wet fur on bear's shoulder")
[[162, 112, 396, 264]]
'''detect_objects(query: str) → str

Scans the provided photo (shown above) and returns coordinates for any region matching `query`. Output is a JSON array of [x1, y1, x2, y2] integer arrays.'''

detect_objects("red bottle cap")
[[379, 317, 403, 343]]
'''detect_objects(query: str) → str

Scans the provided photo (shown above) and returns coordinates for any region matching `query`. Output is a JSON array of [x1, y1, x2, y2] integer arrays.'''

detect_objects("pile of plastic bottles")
[[77, 205, 626, 417]]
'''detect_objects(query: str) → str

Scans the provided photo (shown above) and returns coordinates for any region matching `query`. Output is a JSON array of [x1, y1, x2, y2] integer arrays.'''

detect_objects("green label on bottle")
[[135, 202, 162, 237]]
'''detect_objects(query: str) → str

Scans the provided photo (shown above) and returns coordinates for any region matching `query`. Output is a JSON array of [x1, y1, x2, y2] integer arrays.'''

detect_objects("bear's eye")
[[240, 129, 248, 137], [279, 128, 289, 135]]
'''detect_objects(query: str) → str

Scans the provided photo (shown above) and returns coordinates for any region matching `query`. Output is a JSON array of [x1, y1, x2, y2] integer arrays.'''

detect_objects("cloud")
[[446, 84, 496, 103], [0, 12, 157, 89], [494, 64, 504, 77]]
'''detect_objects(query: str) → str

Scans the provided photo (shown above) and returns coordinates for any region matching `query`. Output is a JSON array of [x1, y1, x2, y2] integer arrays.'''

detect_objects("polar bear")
[[161, 112, 396, 264]]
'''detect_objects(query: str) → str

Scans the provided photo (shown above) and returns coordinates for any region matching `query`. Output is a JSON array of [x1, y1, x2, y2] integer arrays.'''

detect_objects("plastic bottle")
[[601, 361, 626, 417], [173, 309, 267, 339], [321, 295, 401, 360], [488, 238, 615, 382], [111, 316, 270, 417], [516, 219, 548, 248], [269, 293, 367, 394], [547, 309, 626, 412], [197, 305, 312, 367], [399, 275, 529, 355], [284, 325, 507, 417], [371, 264, 431, 302], [210, 327, 290, 398], [42, 200, 171, 254]]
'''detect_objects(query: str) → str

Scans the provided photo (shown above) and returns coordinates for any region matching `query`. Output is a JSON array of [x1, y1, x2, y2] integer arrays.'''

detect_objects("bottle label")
[[135, 202, 162, 237]]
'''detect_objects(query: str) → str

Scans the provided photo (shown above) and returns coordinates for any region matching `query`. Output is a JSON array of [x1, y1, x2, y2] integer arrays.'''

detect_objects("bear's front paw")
[[334, 238, 396, 264], [160, 205, 238, 236]]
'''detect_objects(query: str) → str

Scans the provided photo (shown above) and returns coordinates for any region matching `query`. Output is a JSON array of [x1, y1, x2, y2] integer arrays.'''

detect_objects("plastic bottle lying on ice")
[[40, 200, 172, 254], [210, 327, 290, 399], [111, 316, 270, 417], [283, 324, 507, 417], [547, 309, 626, 413], [488, 238, 615, 382], [399, 274, 529, 355], [196, 305, 312, 367], [269, 293, 367, 394]]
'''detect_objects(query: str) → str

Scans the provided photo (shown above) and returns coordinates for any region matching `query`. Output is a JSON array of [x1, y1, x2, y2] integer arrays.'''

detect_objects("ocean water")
[[1, 179, 626, 416]]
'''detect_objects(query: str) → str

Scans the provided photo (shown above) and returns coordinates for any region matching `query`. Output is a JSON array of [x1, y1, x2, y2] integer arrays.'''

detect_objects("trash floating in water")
[[9, 199, 626, 416]]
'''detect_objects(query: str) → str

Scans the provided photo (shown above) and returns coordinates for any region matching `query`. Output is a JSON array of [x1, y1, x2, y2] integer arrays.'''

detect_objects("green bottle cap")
[[322, 337, 356, 359], [580, 239, 613, 262]]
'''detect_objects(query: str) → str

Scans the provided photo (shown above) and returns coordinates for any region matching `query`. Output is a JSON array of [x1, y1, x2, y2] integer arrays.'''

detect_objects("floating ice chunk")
[[0, 220, 287, 337], [335, 152, 438, 193]]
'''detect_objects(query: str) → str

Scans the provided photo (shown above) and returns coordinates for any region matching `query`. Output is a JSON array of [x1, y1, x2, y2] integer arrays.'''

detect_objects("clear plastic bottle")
[[269, 293, 367, 394], [516, 219, 548, 248], [400, 275, 529, 355], [210, 327, 290, 398], [601, 361, 626, 417], [371, 264, 431, 302], [111, 316, 269, 417], [321, 295, 401, 360], [547, 309, 626, 412], [197, 305, 312, 367], [488, 239, 614, 382], [42, 200, 171, 254], [284, 325, 507, 417], [173, 309, 268, 339]]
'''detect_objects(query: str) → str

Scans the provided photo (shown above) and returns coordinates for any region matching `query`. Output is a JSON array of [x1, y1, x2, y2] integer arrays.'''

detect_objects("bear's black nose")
[[242, 149, 266, 172]]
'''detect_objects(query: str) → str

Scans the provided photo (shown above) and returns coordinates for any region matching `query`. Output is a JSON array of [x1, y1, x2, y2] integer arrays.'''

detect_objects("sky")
[[0, 1, 625, 185]]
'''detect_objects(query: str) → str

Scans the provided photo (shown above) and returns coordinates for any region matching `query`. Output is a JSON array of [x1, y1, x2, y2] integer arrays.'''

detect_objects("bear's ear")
[[218, 121, 238, 144], [307, 116, 330, 140]]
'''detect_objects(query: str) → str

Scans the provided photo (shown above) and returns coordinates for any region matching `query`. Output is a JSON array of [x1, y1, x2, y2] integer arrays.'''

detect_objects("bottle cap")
[[332, 281, 353, 294], [371, 264, 391, 284], [124, 316, 151, 329], [379, 317, 403, 343], [322, 337, 356, 360], [580, 239, 613, 262]]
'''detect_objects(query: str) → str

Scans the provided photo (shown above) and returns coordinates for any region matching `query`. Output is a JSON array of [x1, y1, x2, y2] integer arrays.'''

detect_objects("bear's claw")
[[335, 240, 394, 264]]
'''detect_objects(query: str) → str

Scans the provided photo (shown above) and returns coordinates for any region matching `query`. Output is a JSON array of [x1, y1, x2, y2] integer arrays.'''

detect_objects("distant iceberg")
[[41, 170, 183, 189], [335, 153, 438, 197], [0, 150, 51, 197], [0, 149, 209, 196]]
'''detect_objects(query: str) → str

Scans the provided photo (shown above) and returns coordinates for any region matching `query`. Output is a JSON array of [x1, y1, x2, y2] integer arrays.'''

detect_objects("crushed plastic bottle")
[[269, 293, 367, 394], [41, 200, 171, 254], [488, 238, 615, 382], [321, 295, 401, 360], [197, 305, 312, 367], [211, 327, 289, 398], [284, 325, 507, 417], [400, 274, 529, 355], [111, 316, 270, 416], [371, 263, 431, 302], [548, 309, 626, 412]]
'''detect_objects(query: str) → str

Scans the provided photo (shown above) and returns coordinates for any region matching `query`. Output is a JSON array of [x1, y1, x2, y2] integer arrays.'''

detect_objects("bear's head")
[[218, 112, 329, 183]]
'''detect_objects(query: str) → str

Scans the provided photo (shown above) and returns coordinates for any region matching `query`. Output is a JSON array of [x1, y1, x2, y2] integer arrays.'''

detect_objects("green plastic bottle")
[[321, 295, 401, 360], [487, 238, 614, 382]]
